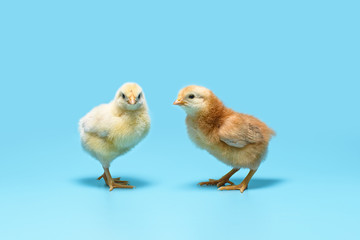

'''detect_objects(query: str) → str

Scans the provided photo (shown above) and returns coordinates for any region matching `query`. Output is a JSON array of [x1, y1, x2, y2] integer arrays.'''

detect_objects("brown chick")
[[173, 85, 275, 192]]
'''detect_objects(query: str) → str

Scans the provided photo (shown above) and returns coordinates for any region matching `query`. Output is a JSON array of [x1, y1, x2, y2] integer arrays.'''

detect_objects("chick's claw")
[[198, 178, 234, 188]]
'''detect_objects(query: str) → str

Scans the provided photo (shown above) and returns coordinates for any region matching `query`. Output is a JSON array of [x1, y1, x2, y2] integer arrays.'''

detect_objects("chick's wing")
[[80, 104, 112, 138], [218, 115, 264, 148]]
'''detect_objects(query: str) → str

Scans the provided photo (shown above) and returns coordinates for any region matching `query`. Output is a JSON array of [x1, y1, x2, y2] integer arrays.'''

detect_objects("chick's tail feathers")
[[269, 128, 276, 137]]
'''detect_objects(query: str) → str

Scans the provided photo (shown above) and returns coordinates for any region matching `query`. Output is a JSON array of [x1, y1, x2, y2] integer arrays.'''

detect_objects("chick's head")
[[115, 82, 146, 111], [173, 85, 213, 115]]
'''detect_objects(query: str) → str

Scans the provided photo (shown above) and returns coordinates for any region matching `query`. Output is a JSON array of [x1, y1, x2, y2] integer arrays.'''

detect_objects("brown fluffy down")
[[178, 85, 275, 170]]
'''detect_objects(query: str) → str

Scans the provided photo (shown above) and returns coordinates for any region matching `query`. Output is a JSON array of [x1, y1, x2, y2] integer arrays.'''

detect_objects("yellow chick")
[[174, 85, 275, 193], [79, 83, 150, 191]]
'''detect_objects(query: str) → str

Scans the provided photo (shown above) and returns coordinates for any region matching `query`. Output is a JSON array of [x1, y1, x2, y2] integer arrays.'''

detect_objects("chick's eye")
[[121, 93, 126, 99], [138, 93, 142, 99], [188, 94, 195, 99]]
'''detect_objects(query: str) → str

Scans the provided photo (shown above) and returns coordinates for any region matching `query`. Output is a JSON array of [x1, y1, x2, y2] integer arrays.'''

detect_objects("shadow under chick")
[[182, 178, 285, 191], [74, 176, 151, 189]]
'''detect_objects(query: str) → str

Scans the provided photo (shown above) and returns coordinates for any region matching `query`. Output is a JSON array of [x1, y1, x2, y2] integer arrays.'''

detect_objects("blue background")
[[1, 0, 359, 239]]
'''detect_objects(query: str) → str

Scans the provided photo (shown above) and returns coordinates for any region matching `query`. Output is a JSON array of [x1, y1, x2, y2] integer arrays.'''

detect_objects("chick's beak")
[[128, 95, 136, 105], [173, 98, 184, 105]]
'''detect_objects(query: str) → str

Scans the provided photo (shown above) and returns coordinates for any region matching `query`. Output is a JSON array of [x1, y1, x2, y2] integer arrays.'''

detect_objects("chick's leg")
[[199, 168, 239, 188], [99, 168, 134, 191], [218, 169, 257, 193]]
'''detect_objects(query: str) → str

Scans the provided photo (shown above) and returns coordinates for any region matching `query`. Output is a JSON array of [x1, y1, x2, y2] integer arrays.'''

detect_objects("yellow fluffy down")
[[79, 84, 150, 168]]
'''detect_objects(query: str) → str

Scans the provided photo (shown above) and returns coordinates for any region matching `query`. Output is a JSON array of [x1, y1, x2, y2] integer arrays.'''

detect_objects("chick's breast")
[[79, 105, 150, 165], [110, 111, 150, 150]]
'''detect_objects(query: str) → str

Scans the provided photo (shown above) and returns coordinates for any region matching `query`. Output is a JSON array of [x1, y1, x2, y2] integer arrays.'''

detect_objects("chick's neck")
[[111, 101, 147, 117], [194, 97, 226, 130]]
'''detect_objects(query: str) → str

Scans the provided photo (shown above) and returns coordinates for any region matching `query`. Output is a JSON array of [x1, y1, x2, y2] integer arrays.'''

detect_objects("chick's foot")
[[218, 182, 248, 193], [198, 178, 234, 188], [108, 182, 135, 191], [218, 169, 257, 193], [99, 168, 135, 191], [97, 173, 129, 185], [199, 168, 239, 187]]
